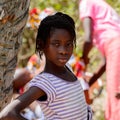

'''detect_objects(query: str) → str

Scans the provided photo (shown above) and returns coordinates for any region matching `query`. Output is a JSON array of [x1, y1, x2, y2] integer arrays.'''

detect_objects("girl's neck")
[[43, 60, 67, 74], [44, 62, 77, 82], [44, 64, 66, 74]]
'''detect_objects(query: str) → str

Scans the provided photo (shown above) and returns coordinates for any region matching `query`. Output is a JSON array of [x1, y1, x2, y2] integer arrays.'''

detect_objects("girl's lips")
[[58, 58, 68, 63]]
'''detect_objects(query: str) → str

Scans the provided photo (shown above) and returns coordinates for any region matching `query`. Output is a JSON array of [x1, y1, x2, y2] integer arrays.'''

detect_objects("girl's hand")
[[115, 92, 120, 99], [81, 56, 89, 66]]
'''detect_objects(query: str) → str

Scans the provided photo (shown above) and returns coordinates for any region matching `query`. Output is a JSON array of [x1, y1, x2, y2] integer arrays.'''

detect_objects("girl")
[[0, 12, 92, 120]]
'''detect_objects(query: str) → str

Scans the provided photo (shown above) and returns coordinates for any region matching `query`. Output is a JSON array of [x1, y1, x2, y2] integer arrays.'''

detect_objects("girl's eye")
[[51, 43, 59, 47], [55, 43, 59, 47], [67, 42, 73, 47]]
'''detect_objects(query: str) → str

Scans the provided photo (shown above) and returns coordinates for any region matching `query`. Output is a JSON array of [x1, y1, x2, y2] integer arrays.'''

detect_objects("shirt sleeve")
[[79, 0, 95, 20], [28, 74, 56, 102]]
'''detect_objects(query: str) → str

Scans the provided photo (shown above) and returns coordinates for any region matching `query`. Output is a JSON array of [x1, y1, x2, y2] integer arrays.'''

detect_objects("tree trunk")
[[0, 0, 30, 110]]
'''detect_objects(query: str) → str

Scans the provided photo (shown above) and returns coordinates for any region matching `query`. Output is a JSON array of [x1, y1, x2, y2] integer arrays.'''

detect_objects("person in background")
[[26, 53, 45, 76], [73, 54, 93, 105], [0, 12, 92, 120], [13, 53, 45, 95], [13, 68, 33, 94], [79, 0, 120, 120]]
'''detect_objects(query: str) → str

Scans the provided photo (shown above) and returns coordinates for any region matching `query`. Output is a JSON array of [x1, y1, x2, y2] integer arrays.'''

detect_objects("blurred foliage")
[[18, 0, 120, 68]]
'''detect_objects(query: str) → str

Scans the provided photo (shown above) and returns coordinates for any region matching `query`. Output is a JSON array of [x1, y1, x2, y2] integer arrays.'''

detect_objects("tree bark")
[[0, 0, 30, 110]]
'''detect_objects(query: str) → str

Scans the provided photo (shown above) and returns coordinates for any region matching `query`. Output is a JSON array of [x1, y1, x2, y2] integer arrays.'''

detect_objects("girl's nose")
[[59, 46, 68, 54]]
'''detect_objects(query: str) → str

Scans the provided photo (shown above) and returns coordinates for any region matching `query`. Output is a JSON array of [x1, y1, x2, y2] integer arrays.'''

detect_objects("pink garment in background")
[[104, 36, 120, 120], [79, 0, 120, 120], [79, 0, 120, 55]]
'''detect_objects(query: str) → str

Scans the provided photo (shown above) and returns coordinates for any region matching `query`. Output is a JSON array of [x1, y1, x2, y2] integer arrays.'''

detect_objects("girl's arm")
[[0, 86, 45, 120], [81, 17, 93, 65]]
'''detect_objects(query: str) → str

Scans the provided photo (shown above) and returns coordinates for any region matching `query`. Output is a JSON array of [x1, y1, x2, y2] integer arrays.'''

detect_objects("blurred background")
[[17, 0, 120, 120]]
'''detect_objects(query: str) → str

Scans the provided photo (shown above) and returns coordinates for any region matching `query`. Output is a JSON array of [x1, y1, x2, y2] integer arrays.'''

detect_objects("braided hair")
[[36, 12, 76, 58]]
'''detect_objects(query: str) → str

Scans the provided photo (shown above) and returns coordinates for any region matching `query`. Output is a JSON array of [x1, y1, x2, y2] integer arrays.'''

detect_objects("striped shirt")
[[29, 72, 89, 120]]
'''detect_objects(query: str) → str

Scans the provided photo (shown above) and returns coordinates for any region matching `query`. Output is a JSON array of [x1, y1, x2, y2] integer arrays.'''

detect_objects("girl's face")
[[44, 28, 74, 67]]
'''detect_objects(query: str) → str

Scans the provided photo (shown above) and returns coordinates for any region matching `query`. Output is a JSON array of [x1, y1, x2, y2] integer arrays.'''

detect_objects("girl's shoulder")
[[28, 72, 57, 101], [30, 72, 55, 84]]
